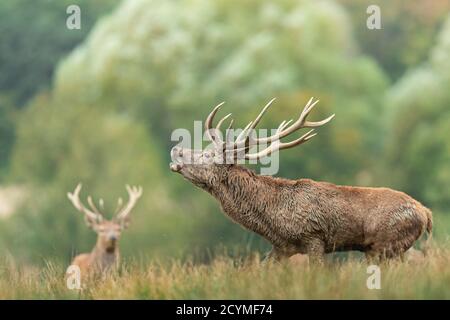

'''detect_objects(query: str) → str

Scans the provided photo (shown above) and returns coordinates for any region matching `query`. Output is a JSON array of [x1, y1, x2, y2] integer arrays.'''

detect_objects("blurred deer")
[[67, 183, 143, 276], [170, 98, 432, 264]]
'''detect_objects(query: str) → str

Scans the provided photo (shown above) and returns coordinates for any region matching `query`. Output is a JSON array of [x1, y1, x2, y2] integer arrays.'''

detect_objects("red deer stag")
[[170, 98, 432, 263], [67, 183, 143, 275]]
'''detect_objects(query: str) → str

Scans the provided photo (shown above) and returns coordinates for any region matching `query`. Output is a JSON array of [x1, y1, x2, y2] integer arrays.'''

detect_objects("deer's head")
[[67, 184, 143, 252], [170, 98, 334, 188]]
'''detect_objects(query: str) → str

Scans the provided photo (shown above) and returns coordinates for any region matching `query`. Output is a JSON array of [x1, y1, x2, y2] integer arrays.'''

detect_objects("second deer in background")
[[67, 183, 143, 277]]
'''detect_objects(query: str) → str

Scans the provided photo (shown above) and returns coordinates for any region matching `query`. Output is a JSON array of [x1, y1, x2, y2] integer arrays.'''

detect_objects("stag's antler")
[[116, 185, 143, 222], [67, 183, 103, 224], [204, 97, 334, 159]]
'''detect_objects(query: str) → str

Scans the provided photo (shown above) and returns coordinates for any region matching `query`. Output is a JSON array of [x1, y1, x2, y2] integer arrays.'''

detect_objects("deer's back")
[[295, 178, 428, 216], [290, 179, 430, 251]]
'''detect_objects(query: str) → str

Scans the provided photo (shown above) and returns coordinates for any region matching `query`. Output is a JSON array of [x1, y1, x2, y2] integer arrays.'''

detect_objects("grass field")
[[1, 245, 449, 299]]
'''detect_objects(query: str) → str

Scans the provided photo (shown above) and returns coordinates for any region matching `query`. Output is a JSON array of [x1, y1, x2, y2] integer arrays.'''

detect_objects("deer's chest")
[[94, 252, 117, 271], [221, 204, 286, 245]]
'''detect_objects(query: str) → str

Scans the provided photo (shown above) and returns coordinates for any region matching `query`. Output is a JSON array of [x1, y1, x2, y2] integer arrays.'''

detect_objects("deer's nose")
[[109, 235, 117, 242], [170, 147, 184, 172], [170, 162, 182, 172]]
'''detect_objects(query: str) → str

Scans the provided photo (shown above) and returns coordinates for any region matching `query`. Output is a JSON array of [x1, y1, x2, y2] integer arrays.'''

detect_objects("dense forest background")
[[0, 0, 449, 264]]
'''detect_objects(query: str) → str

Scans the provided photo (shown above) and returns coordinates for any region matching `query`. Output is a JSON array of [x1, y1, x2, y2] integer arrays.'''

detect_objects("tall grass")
[[1, 245, 449, 299]]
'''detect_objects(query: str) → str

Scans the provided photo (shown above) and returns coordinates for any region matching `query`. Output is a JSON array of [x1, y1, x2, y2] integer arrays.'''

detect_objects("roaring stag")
[[67, 183, 143, 275], [170, 98, 432, 263]]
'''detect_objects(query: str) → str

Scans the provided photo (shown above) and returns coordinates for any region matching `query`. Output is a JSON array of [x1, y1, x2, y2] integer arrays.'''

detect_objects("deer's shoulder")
[[72, 253, 91, 267]]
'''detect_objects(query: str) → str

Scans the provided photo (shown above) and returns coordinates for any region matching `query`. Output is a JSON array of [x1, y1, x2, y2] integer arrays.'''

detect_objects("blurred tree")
[[0, 96, 16, 176], [339, 0, 450, 80], [0, 0, 119, 107], [54, 0, 388, 184], [386, 13, 450, 211], [0, 0, 119, 174], [6, 97, 194, 262]]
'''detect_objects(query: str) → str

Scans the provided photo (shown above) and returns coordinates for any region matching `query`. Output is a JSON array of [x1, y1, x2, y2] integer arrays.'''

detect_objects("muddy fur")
[[171, 151, 432, 264], [67, 184, 142, 277], [70, 220, 122, 278]]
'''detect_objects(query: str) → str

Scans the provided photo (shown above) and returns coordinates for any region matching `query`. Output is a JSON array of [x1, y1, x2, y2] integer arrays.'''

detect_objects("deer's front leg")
[[306, 239, 325, 265]]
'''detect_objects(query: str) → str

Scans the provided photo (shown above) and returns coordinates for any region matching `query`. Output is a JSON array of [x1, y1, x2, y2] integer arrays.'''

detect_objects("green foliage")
[[1, 0, 449, 265], [1, 0, 390, 263], [0, 0, 119, 107], [386, 15, 450, 210], [0, 96, 16, 175], [339, 0, 450, 80], [54, 0, 388, 184], [0, 0, 119, 175], [5, 94, 191, 262]]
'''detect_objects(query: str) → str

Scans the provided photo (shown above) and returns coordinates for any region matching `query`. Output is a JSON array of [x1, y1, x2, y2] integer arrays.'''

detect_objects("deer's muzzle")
[[170, 162, 182, 172], [170, 146, 185, 172]]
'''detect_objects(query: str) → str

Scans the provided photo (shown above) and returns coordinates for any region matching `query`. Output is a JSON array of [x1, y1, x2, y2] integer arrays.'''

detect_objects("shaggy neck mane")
[[210, 165, 294, 218]]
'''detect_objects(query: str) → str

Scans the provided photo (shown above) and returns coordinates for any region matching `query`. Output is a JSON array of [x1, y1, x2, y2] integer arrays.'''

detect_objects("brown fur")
[[71, 220, 122, 278], [67, 184, 142, 278], [171, 148, 432, 264]]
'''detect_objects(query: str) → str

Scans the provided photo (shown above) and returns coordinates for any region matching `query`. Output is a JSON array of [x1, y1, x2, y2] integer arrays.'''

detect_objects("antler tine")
[[114, 197, 124, 215], [238, 119, 292, 154], [225, 118, 234, 142], [235, 121, 254, 143], [67, 183, 102, 222], [249, 98, 333, 145], [227, 119, 234, 129], [205, 102, 226, 146], [216, 113, 232, 131], [249, 98, 276, 131], [87, 196, 102, 215], [245, 129, 316, 160], [205, 97, 333, 160], [240, 98, 334, 159], [116, 185, 143, 221], [277, 119, 293, 133], [99, 198, 105, 211], [233, 98, 276, 146], [213, 113, 233, 148], [304, 113, 335, 127], [299, 98, 335, 128]]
